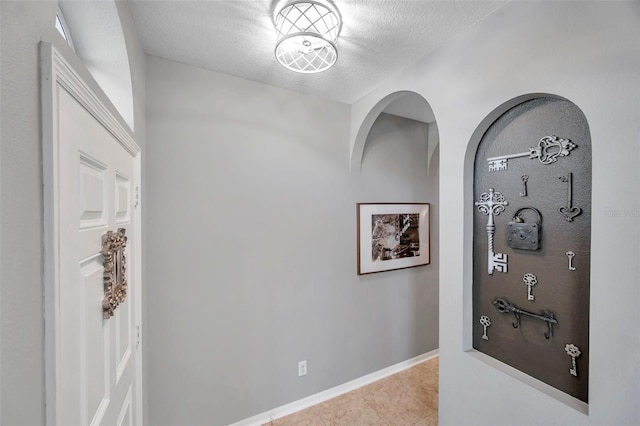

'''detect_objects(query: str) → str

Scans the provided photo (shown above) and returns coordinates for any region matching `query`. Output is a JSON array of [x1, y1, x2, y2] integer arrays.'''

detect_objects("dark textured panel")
[[473, 97, 591, 403]]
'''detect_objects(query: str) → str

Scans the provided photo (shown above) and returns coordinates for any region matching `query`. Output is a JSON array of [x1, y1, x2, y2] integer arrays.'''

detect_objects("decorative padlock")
[[507, 207, 542, 250]]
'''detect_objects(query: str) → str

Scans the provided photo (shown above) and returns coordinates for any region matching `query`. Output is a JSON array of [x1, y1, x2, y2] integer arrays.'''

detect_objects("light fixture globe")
[[274, 0, 341, 73]]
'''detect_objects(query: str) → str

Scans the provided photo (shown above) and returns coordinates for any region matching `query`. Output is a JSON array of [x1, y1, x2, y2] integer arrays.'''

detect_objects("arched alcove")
[[59, 0, 134, 130], [350, 91, 437, 174], [354, 90, 441, 363], [464, 94, 592, 409]]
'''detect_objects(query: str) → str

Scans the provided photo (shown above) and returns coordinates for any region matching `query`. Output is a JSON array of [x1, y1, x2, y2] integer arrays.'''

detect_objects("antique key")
[[475, 188, 509, 274], [558, 172, 582, 222], [493, 298, 557, 339], [566, 251, 576, 270], [479, 315, 491, 340], [523, 273, 537, 301], [565, 343, 581, 377], [487, 135, 577, 172], [520, 175, 528, 197]]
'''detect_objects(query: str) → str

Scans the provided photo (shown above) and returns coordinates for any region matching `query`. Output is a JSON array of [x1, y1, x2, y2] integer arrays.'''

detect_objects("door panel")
[[116, 387, 133, 426], [81, 255, 108, 422], [115, 295, 132, 383], [79, 154, 108, 228], [115, 173, 131, 224]]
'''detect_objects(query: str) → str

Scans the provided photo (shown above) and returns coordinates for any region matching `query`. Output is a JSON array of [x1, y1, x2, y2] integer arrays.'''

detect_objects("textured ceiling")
[[129, 0, 508, 105]]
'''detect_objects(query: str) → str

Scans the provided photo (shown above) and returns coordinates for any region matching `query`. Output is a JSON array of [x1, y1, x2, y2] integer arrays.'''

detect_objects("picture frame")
[[357, 203, 430, 275]]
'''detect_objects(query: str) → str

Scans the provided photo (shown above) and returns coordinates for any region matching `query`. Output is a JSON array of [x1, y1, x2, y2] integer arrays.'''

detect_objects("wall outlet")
[[298, 360, 307, 377]]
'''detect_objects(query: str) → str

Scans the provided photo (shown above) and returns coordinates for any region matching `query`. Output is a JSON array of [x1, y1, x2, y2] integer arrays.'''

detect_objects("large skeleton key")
[[475, 188, 508, 274], [487, 135, 577, 172]]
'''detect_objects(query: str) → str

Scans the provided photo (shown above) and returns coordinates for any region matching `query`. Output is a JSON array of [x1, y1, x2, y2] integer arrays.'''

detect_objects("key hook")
[[543, 311, 555, 339], [544, 324, 553, 339], [493, 298, 557, 340], [512, 312, 521, 329]]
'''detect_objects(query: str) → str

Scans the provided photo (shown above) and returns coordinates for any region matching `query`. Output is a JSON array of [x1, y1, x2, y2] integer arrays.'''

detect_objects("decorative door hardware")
[[493, 298, 557, 339], [558, 172, 582, 222], [523, 273, 537, 301], [487, 135, 577, 172], [475, 188, 509, 274], [479, 315, 491, 340], [507, 207, 542, 250], [564, 344, 581, 377], [520, 175, 528, 197], [566, 251, 576, 270], [102, 228, 128, 319]]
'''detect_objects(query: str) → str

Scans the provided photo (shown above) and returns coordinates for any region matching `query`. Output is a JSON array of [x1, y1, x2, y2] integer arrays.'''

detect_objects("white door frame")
[[40, 42, 143, 425]]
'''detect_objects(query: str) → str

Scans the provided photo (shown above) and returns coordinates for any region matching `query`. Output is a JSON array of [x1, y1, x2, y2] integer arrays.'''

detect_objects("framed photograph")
[[357, 203, 430, 275]]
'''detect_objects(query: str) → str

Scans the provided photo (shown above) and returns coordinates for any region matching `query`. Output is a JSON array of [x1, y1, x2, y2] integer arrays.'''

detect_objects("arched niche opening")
[[59, 0, 134, 131], [464, 94, 592, 410], [350, 91, 438, 175], [354, 91, 441, 356]]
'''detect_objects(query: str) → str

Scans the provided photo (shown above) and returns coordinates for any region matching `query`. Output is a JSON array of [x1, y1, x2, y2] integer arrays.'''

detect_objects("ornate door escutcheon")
[[102, 228, 128, 319]]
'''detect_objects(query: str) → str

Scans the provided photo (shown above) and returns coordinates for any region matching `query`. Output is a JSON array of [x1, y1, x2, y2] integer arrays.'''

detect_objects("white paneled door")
[[41, 43, 142, 425]]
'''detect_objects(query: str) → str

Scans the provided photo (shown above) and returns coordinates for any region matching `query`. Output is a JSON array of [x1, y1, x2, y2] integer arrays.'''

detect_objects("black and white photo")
[[357, 203, 430, 274]]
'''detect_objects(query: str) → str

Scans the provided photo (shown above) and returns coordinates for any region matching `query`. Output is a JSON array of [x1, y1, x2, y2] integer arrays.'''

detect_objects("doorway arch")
[[350, 91, 437, 174]]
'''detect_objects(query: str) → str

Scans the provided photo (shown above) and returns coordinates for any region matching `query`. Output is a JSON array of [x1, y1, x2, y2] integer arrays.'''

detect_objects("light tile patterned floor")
[[263, 357, 439, 426]]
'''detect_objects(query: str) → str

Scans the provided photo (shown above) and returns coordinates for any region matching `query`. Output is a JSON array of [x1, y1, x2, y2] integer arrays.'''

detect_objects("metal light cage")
[[274, 0, 342, 73]]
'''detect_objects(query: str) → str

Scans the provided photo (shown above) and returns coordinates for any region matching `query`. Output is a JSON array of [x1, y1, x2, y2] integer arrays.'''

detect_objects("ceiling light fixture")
[[273, 0, 342, 74]]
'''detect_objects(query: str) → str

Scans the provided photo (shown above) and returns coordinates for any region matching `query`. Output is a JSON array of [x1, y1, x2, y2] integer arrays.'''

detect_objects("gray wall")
[[0, 2, 146, 424], [1, 3, 57, 423], [351, 1, 639, 425], [145, 56, 439, 425]]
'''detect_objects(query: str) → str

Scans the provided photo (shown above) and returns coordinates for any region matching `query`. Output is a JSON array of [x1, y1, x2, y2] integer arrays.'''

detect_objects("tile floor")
[[264, 356, 439, 426]]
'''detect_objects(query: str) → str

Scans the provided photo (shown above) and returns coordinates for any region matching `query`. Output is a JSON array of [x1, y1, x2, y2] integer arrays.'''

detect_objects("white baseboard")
[[228, 349, 439, 426]]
